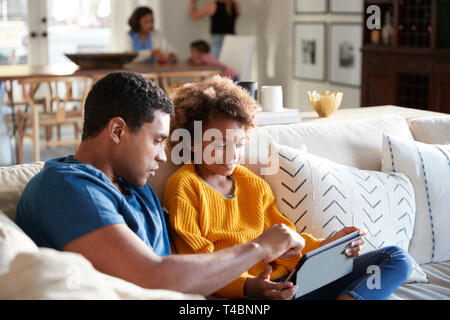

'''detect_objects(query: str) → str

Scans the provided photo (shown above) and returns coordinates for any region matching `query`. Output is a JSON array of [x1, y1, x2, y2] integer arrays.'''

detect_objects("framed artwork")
[[329, 0, 363, 13], [295, 0, 327, 14], [329, 23, 363, 87], [293, 23, 326, 82]]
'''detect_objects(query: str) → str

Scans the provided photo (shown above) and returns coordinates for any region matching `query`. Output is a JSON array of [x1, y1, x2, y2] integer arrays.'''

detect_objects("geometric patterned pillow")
[[264, 143, 428, 283]]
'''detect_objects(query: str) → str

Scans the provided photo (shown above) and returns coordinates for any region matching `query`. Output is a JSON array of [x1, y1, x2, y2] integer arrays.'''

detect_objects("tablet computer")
[[285, 231, 361, 298]]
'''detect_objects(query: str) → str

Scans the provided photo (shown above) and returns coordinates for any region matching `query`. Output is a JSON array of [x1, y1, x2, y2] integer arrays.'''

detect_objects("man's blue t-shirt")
[[15, 156, 171, 256]]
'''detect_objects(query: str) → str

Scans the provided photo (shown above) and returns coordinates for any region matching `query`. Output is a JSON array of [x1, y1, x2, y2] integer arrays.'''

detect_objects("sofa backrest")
[[149, 115, 415, 201], [0, 162, 44, 221], [260, 115, 414, 170], [0, 113, 442, 218]]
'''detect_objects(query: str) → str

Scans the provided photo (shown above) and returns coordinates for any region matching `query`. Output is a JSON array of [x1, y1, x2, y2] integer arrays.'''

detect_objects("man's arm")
[[63, 223, 304, 296]]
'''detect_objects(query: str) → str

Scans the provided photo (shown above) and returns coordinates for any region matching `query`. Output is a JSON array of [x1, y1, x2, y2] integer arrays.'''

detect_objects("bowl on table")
[[64, 52, 138, 69], [307, 90, 343, 118]]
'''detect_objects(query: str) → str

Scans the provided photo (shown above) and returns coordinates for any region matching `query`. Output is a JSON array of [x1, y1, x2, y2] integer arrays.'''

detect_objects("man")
[[15, 71, 304, 299]]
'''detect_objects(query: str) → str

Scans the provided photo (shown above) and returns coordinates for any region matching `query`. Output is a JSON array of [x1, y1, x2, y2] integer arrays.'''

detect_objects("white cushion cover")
[[408, 115, 450, 145], [381, 134, 450, 265], [0, 210, 38, 276], [0, 162, 44, 221], [264, 143, 427, 283], [0, 211, 203, 300]]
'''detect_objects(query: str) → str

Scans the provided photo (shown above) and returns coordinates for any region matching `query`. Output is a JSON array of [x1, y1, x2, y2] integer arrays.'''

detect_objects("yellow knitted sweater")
[[163, 163, 323, 299]]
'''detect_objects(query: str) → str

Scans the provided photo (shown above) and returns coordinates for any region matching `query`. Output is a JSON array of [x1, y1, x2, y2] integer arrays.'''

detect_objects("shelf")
[[397, 0, 432, 48], [362, 46, 433, 55], [362, 44, 395, 51], [363, 2, 395, 46], [436, 0, 450, 49], [362, 0, 450, 114], [365, 0, 394, 4], [434, 49, 450, 56]]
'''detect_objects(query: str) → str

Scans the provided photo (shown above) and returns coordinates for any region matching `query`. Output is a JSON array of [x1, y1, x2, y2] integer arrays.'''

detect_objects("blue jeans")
[[211, 34, 225, 59], [296, 245, 412, 300]]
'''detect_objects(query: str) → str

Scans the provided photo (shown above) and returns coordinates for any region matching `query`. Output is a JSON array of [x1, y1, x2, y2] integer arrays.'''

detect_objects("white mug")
[[260, 86, 283, 112]]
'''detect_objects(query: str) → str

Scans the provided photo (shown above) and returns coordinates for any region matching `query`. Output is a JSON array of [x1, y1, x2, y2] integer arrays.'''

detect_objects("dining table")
[[0, 61, 222, 164]]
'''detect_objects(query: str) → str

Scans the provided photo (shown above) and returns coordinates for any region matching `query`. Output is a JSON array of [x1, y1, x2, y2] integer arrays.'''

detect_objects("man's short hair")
[[82, 71, 174, 140], [191, 40, 210, 54]]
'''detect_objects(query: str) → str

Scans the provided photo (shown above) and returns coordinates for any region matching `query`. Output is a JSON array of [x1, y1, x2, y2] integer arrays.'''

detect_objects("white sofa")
[[0, 106, 449, 300]]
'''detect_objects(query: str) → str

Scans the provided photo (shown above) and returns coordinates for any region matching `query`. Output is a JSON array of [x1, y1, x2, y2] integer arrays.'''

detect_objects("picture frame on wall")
[[295, 0, 327, 14], [293, 23, 326, 82], [329, 0, 363, 13], [329, 23, 363, 87]]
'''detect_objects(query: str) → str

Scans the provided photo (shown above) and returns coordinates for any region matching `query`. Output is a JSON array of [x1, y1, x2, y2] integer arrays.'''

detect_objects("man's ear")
[[108, 117, 127, 144]]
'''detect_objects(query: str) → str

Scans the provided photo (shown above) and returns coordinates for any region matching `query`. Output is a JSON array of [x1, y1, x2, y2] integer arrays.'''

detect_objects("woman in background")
[[190, 0, 240, 59], [126, 6, 177, 63]]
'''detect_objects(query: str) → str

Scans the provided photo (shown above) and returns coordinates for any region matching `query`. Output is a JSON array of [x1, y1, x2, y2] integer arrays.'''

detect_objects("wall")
[[151, 0, 364, 111], [158, 0, 260, 60], [110, 0, 160, 52], [256, 0, 364, 111]]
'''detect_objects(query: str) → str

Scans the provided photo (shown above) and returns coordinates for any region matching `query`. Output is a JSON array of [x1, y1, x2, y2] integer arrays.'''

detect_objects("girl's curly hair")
[[168, 76, 259, 154]]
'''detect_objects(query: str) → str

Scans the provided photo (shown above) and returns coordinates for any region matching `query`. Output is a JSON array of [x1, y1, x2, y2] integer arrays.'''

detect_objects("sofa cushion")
[[0, 210, 203, 300], [263, 143, 427, 283], [0, 248, 203, 300], [0, 210, 39, 276], [389, 261, 450, 300], [408, 115, 450, 145], [381, 135, 450, 265], [0, 162, 44, 221]]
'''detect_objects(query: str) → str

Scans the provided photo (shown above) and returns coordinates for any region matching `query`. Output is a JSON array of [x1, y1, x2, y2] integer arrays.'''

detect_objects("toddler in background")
[[189, 40, 239, 81]]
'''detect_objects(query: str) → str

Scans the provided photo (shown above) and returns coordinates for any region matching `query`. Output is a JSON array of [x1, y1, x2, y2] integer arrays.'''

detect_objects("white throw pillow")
[[381, 134, 450, 265], [0, 248, 204, 300], [0, 210, 38, 276], [408, 115, 450, 145], [263, 143, 427, 283], [0, 211, 203, 300], [0, 162, 44, 221]]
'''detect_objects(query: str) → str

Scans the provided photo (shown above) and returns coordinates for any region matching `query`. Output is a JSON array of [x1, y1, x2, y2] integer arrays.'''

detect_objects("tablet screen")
[[285, 231, 361, 296]]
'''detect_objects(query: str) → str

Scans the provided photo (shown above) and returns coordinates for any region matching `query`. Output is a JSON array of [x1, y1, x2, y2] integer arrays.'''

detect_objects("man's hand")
[[320, 226, 367, 257], [244, 266, 297, 300], [253, 224, 305, 263]]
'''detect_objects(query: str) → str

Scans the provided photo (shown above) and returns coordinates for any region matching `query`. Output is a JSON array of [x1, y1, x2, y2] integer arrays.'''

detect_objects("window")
[[0, 0, 28, 64], [47, 0, 112, 63]]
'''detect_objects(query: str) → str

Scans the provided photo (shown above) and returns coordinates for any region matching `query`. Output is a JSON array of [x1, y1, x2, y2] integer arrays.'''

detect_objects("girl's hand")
[[320, 226, 367, 257], [244, 266, 297, 300]]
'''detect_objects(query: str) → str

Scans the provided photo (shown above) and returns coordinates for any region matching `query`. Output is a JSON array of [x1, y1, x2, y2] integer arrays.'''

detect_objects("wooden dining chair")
[[49, 78, 95, 143], [2, 80, 47, 134], [16, 76, 91, 163], [141, 73, 159, 84], [88, 73, 159, 86], [159, 70, 220, 97]]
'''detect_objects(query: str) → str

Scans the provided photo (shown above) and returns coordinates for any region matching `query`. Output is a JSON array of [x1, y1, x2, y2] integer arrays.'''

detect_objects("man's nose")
[[156, 149, 167, 163]]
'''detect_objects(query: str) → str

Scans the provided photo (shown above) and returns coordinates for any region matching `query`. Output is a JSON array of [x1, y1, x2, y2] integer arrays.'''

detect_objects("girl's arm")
[[167, 196, 254, 298]]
